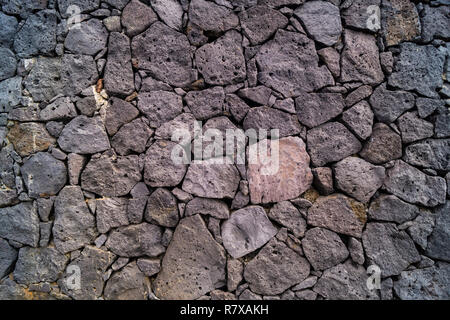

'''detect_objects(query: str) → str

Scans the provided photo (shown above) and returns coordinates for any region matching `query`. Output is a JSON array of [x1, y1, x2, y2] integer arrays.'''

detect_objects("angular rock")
[[195, 31, 246, 85], [381, 0, 420, 46], [345, 84, 373, 107], [312, 167, 334, 195], [40, 97, 77, 121], [0, 202, 39, 247], [150, 0, 184, 30], [369, 83, 415, 123], [317, 47, 340, 78], [185, 197, 230, 219], [106, 223, 165, 257], [189, 0, 239, 35], [103, 0, 129, 10], [240, 5, 288, 45], [308, 194, 366, 238], [408, 211, 435, 251], [244, 238, 310, 295], [7, 122, 55, 157], [225, 94, 250, 123], [67, 153, 86, 185], [132, 22, 193, 87], [65, 19, 108, 56], [238, 86, 272, 106], [255, 30, 333, 97], [340, 29, 383, 85], [13, 247, 68, 285], [268, 201, 307, 238], [362, 222, 421, 277], [342, 101, 374, 140], [302, 227, 349, 271], [136, 258, 161, 277], [58, 0, 100, 17], [426, 202, 450, 262], [403, 139, 449, 171], [61, 54, 99, 98], [420, 5, 450, 43], [294, 1, 342, 46], [81, 153, 142, 197], [306, 122, 362, 167], [435, 107, 450, 138], [105, 97, 139, 136], [111, 118, 153, 155], [0, 76, 22, 111], [104, 32, 135, 97], [342, 0, 381, 31], [334, 157, 385, 203], [182, 159, 240, 199], [96, 197, 129, 234], [243, 106, 302, 138], [348, 237, 365, 265], [0, 238, 17, 278], [21, 152, 67, 198], [0, 12, 18, 48], [144, 140, 188, 187], [58, 116, 110, 154], [368, 194, 420, 224], [154, 215, 226, 299], [294, 92, 344, 128], [222, 206, 277, 258], [248, 137, 313, 204], [104, 262, 149, 300], [417, 98, 443, 119], [185, 87, 224, 120], [384, 160, 446, 207], [145, 188, 179, 227], [138, 91, 183, 128], [227, 259, 244, 292], [154, 113, 198, 140], [360, 123, 402, 164], [121, 0, 158, 37], [0, 48, 16, 81], [388, 43, 445, 98]]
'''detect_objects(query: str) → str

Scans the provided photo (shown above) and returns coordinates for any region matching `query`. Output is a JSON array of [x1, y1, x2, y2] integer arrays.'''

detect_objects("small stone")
[[368, 194, 420, 224], [302, 227, 349, 271], [211, 290, 235, 300], [154, 215, 226, 300], [435, 107, 450, 138], [426, 202, 450, 262], [268, 201, 306, 238], [381, 0, 420, 46], [308, 194, 366, 238], [273, 98, 295, 114], [312, 167, 334, 195], [154, 113, 198, 140], [189, 0, 239, 35], [362, 222, 421, 277], [67, 153, 86, 185], [341, 0, 381, 31], [306, 122, 362, 167], [380, 51, 394, 74], [416, 98, 443, 118], [334, 156, 385, 203], [58, 0, 100, 17], [420, 5, 450, 43], [103, 16, 121, 32], [0, 12, 18, 48], [383, 160, 446, 207], [121, 0, 158, 37], [96, 197, 129, 234], [145, 188, 179, 228], [294, 1, 342, 46], [7, 122, 55, 157], [0, 202, 39, 247], [81, 153, 141, 197], [104, 262, 149, 300], [105, 97, 139, 136], [65, 19, 108, 56], [13, 247, 68, 285], [238, 86, 272, 106], [397, 112, 434, 143], [227, 259, 244, 292], [151, 0, 184, 30], [342, 100, 374, 140], [244, 238, 310, 295], [0, 76, 22, 111], [106, 223, 165, 257], [248, 137, 313, 204], [345, 85, 373, 107], [185, 86, 224, 120], [137, 258, 161, 277], [360, 123, 402, 164], [112, 118, 153, 155], [295, 92, 344, 128], [403, 139, 450, 171], [185, 197, 230, 219], [40, 97, 77, 121], [243, 106, 302, 137], [144, 140, 188, 188], [225, 94, 250, 123], [407, 211, 435, 251], [195, 30, 246, 86], [0, 238, 17, 278], [138, 90, 183, 128], [0, 48, 16, 81], [127, 198, 147, 224], [58, 116, 110, 154], [240, 5, 288, 45], [340, 29, 383, 85], [103, 0, 129, 10], [104, 32, 135, 97], [317, 47, 340, 78], [36, 197, 54, 222], [239, 289, 262, 300], [348, 237, 365, 265]]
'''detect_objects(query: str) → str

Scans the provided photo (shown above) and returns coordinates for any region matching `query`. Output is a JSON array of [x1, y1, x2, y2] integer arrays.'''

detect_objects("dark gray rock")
[[317, 47, 340, 78], [306, 122, 362, 167], [185, 87, 224, 120], [342, 0, 381, 31], [58, 0, 100, 17], [105, 97, 139, 136], [58, 116, 110, 154], [111, 118, 153, 155], [14, 247, 68, 285], [81, 153, 142, 197], [65, 19, 108, 56], [0, 203, 39, 247], [294, 1, 342, 46], [416, 98, 443, 119], [23, 57, 62, 102], [308, 194, 366, 238], [0, 76, 22, 111], [222, 206, 277, 258], [185, 197, 230, 219], [295, 92, 344, 129], [40, 97, 77, 121], [255, 30, 333, 97], [312, 167, 334, 195], [154, 215, 227, 299], [435, 107, 450, 138], [225, 94, 250, 123], [238, 86, 272, 106], [384, 160, 446, 207], [0, 238, 17, 278], [368, 194, 420, 224], [420, 5, 450, 43], [403, 139, 449, 171], [363, 222, 421, 277], [348, 237, 365, 265], [104, 262, 149, 300], [369, 83, 415, 123], [61, 54, 99, 98], [145, 188, 179, 228], [144, 140, 188, 188], [103, 0, 129, 10], [0, 48, 16, 81], [408, 211, 435, 251], [388, 43, 445, 98], [132, 22, 193, 87], [227, 259, 243, 292], [0, 12, 18, 48], [381, 0, 420, 46], [106, 223, 165, 257], [268, 201, 306, 238], [303, 227, 349, 271], [334, 157, 385, 203], [154, 113, 197, 140], [96, 197, 129, 234], [121, 0, 158, 37], [136, 258, 160, 277], [13, 10, 57, 58], [397, 112, 434, 143], [138, 91, 183, 128], [189, 0, 239, 35], [151, 0, 184, 30], [342, 100, 374, 140], [244, 238, 310, 295], [21, 152, 67, 198], [426, 202, 450, 262], [345, 85, 373, 107], [195, 31, 246, 86], [243, 106, 302, 137], [360, 123, 402, 164]]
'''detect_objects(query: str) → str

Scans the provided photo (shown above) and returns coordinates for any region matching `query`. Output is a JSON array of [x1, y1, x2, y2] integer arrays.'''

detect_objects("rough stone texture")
[[227, 259, 243, 292], [121, 0, 158, 37], [189, 0, 239, 35], [0, 202, 40, 247], [248, 137, 312, 204], [222, 206, 277, 258], [65, 19, 108, 56], [312, 167, 334, 195], [111, 118, 153, 155], [306, 122, 362, 167], [360, 123, 402, 164], [40, 97, 77, 121], [381, 0, 420, 46], [151, 0, 184, 31], [185, 87, 224, 120], [7, 122, 55, 157], [104, 262, 149, 300], [96, 197, 129, 234], [105, 97, 139, 136], [145, 188, 179, 227], [348, 237, 365, 265], [317, 47, 340, 78], [307, 194, 366, 238], [397, 112, 434, 144], [369, 83, 415, 123], [383, 160, 446, 207], [295, 92, 344, 129], [334, 157, 385, 203], [0, 48, 16, 81], [426, 202, 450, 262], [0, 238, 17, 278], [302, 227, 349, 271], [154, 215, 226, 300], [138, 91, 183, 128], [341, 0, 381, 32], [420, 5, 450, 43], [342, 100, 374, 140], [185, 197, 229, 219], [403, 139, 449, 171], [244, 238, 310, 295], [0, 12, 18, 48], [368, 194, 420, 224], [362, 222, 421, 277], [268, 201, 306, 238]]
